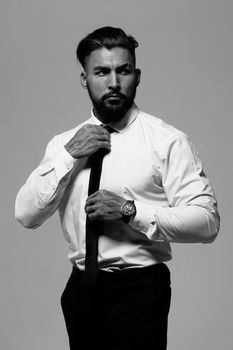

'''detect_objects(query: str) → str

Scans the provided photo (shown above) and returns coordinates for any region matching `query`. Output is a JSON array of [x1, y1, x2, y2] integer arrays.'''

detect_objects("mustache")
[[103, 92, 126, 100]]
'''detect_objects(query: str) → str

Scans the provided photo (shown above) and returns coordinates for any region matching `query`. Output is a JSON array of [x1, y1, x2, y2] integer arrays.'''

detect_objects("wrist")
[[120, 200, 137, 224]]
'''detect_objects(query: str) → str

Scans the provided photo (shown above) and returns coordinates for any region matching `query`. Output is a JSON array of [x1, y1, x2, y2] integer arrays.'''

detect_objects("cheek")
[[123, 79, 137, 96], [93, 77, 107, 88], [87, 81, 104, 99]]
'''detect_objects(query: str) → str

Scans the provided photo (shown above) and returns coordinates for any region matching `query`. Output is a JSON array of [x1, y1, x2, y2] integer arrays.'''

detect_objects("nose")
[[108, 72, 120, 90]]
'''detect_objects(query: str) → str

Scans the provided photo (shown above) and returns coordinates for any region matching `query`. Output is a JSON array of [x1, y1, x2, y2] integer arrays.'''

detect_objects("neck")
[[92, 102, 137, 132]]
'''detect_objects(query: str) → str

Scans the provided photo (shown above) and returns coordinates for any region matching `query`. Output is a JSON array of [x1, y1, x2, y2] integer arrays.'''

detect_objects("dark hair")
[[76, 26, 138, 68]]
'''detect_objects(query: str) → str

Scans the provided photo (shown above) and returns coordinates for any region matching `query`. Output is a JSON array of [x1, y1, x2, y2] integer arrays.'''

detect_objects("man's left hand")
[[85, 190, 125, 222]]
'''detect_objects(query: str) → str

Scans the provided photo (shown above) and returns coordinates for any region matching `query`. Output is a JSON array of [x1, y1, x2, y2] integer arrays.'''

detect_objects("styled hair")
[[76, 26, 139, 68]]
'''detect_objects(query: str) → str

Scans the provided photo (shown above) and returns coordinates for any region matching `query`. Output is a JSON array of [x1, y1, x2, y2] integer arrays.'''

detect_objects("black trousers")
[[61, 263, 171, 350]]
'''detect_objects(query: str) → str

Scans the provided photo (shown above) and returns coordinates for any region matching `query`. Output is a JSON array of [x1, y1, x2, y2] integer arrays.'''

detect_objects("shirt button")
[[51, 183, 56, 190]]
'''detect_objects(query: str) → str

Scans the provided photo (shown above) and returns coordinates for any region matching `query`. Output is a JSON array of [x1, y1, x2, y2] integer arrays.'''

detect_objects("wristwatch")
[[120, 200, 136, 223]]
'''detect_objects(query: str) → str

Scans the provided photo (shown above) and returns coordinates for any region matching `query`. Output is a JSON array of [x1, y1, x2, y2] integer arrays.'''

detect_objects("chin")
[[101, 107, 127, 123], [99, 100, 133, 123]]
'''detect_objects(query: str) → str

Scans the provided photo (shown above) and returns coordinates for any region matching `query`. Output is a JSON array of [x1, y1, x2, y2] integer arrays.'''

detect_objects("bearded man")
[[15, 26, 220, 350]]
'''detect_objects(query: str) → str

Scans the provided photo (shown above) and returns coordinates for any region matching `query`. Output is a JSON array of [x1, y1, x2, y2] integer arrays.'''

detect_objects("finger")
[[98, 141, 111, 150], [98, 125, 112, 135], [87, 124, 109, 135], [90, 141, 111, 153], [85, 199, 96, 210], [84, 125, 110, 139], [95, 132, 111, 142], [87, 212, 99, 221], [88, 141, 110, 156], [84, 125, 111, 143], [85, 194, 99, 208], [86, 191, 99, 200], [87, 206, 104, 221], [85, 204, 96, 214], [86, 190, 106, 201], [85, 199, 100, 212]]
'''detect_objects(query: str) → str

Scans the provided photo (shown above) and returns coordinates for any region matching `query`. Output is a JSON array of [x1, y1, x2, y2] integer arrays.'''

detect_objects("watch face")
[[121, 201, 136, 223], [122, 202, 135, 216]]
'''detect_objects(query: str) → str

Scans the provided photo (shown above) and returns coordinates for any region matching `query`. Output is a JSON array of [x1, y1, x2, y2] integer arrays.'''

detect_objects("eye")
[[119, 67, 132, 75], [95, 69, 109, 76]]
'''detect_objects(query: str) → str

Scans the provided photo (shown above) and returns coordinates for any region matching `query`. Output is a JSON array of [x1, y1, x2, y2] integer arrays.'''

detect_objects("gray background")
[[1, 0, 232, 349]]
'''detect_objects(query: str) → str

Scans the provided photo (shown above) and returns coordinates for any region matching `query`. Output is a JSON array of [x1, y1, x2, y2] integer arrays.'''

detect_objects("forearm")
[[15, 183, 58, 229], [130, 200, 220, 243], [154, 204, 219, 243], [15, 146, 76, 229], [15, 172, 70, 228]]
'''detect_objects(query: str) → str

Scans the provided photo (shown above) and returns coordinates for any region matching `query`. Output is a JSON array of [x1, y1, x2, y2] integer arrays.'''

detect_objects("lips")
[[104, 93, 124, 100]]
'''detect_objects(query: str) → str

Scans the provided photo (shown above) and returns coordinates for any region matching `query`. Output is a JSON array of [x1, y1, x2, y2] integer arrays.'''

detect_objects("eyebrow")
[[93, 63, 132, 71]]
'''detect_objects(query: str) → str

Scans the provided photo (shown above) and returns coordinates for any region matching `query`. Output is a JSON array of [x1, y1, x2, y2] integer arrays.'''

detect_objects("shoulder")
[[136, 110, 188, 152], [137, 110, 182, 136]]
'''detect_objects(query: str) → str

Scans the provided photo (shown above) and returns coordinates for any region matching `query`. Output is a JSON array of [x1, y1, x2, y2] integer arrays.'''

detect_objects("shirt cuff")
[[36, 148, 76, 210], [129, 200, 158, 239], [53, 148, 76, 181], [38, 148, 75, 180]]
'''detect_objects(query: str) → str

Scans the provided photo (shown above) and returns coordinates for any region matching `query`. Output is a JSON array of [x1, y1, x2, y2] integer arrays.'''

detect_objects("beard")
[[87, 85, 137, 124]]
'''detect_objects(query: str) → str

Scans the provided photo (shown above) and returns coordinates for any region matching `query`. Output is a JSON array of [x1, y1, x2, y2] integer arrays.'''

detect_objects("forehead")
[[85, 47, 134, 71]]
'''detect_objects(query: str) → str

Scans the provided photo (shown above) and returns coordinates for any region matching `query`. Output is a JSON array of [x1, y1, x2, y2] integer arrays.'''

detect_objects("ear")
[[80, 71, 87, 89], [135, 68, 141, 87]]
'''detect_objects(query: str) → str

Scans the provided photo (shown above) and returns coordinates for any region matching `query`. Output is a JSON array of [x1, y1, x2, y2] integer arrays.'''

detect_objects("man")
[[15, 27, 220, 350]]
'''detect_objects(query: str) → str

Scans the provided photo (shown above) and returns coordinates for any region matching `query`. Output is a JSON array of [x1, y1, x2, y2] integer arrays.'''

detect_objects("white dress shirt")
[[15, 104, 220, 271]]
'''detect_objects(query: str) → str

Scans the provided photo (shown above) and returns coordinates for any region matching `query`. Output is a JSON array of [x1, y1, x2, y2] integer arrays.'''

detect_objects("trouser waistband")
[[72, 263, 170, 286]]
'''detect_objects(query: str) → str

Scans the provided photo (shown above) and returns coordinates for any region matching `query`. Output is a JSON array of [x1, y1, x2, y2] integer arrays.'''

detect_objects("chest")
[[68, 128, 164, 203], [99, 131, 163, 196]]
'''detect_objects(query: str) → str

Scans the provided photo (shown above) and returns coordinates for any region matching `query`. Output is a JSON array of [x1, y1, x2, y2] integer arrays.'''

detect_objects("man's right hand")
[[64, 124, 111, 159]]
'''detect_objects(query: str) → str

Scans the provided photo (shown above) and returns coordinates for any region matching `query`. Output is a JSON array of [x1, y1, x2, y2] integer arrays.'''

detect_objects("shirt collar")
[[90, 103, 140, 133]]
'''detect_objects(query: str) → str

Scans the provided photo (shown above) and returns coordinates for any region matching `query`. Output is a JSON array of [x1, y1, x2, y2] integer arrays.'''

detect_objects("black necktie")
[[84, 126, 115, 286]]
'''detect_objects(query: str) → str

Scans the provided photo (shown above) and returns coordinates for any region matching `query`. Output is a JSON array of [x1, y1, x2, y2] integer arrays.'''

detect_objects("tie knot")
[[102, 125, 116, 134]]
